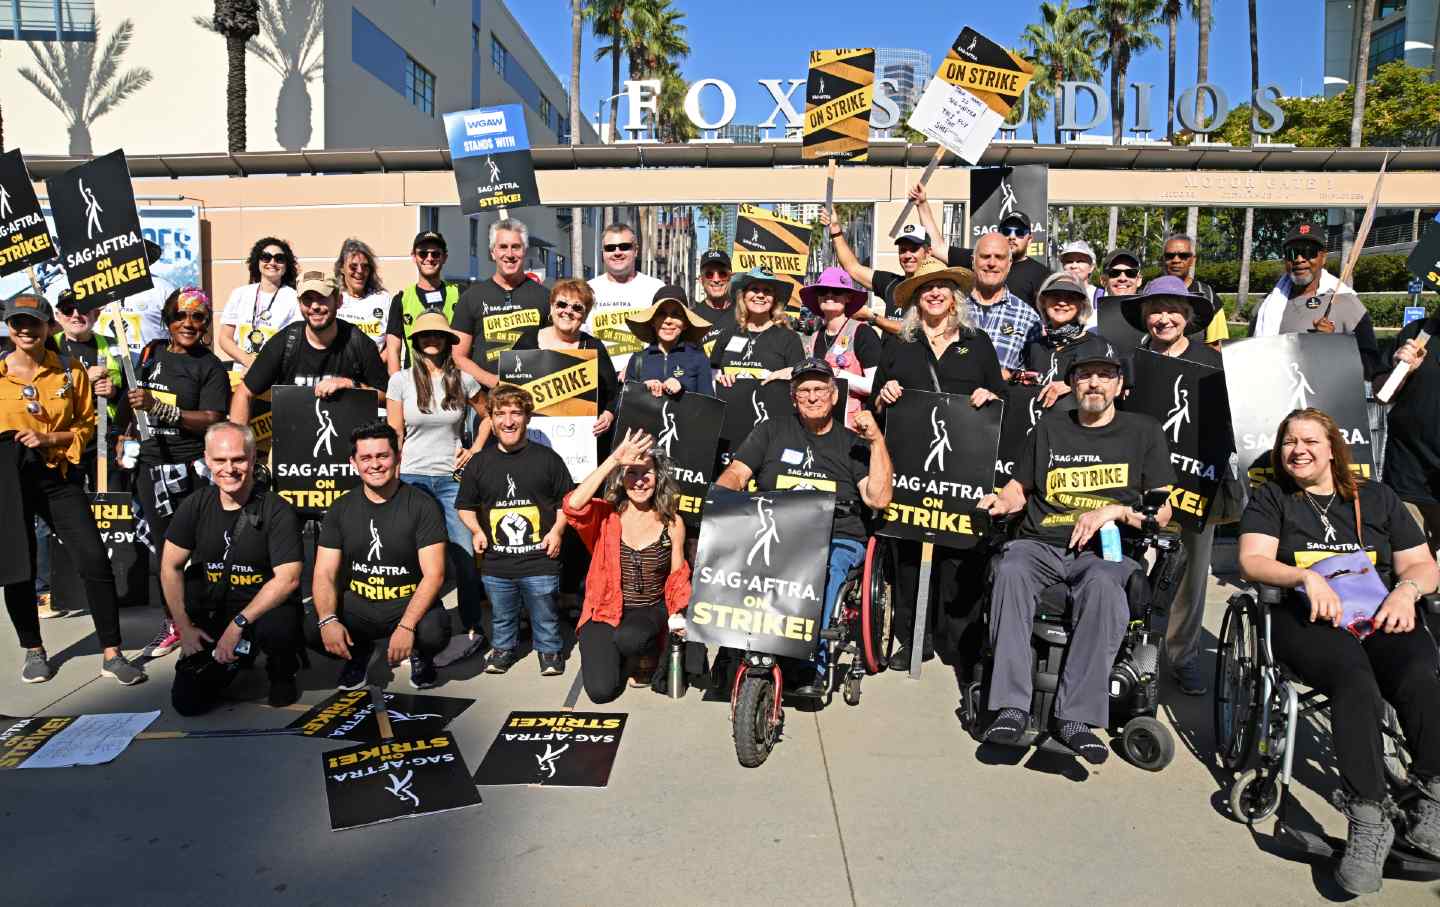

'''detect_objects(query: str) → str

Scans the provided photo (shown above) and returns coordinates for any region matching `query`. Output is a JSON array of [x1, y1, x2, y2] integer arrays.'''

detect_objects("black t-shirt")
[[691, 299, 733, 358], [317, 482, 448, 617], [455, 441, 573, 578], [243, 320, 388, 395], [1024, 331, 1115, 384], [1383, 318, 1440, 505], [511, 326, 621, 415], [872, 271, 905, 310], [165, 486, 303, 616], [809, 321, 883, 370], [709, 325, 805, 377], [732, 413, 872, 540], [451, 277, 550, 370], [873, 330, 1004, 397], [1015, 409, 1176, 548], [1133, 337, 1223, 369], [1240, 480, 1426, 589], [948, 248, 1050, 308], [136, 344, 231, 465]]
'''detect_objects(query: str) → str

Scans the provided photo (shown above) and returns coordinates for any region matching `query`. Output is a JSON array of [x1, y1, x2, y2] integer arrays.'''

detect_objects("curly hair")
[[899, 283, 976, 342], [1270, 407, 1363, 501], [601, 448, 682, 526], [246, 236, 298, 287]]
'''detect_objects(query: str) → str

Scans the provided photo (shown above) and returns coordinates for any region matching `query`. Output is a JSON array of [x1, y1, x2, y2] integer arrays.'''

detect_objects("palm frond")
[[89, 18, 135, 101], [88, 68, 152, 121], [17, 65, 74, 121]]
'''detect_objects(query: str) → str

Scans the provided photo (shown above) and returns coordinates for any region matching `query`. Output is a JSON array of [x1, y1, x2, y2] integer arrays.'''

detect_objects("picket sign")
[[888, 146, 948, 240]]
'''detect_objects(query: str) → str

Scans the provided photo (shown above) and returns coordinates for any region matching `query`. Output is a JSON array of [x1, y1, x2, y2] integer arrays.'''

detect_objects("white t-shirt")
[[337, 291, 392, 351], [584, 271, 664, 373], [81, 275, 175, 354], [386, 368, 483, 476], [221, 283, 302, 365]]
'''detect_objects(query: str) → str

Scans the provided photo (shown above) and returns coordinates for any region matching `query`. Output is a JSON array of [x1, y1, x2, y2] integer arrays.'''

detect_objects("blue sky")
[[507, 1, 1328, 138]]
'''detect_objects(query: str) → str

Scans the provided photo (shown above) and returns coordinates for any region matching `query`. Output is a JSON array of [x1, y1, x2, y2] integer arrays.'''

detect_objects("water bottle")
[[667, 634, 686, 699], [1100, 521, 1122, 563]]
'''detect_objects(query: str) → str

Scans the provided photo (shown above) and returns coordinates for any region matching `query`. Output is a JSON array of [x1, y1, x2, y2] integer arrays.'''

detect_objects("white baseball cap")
[[895, 224, 930, 247], [1059, 239, 1096, 264]]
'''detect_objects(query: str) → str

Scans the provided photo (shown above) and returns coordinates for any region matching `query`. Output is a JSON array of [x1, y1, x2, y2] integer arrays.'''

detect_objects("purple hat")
[[799, 267, 869, 317], [1122, 274, 1216, 334]]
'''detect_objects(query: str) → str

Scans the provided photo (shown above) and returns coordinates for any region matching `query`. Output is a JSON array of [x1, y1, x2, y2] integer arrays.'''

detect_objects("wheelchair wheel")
[[859, 536, 893, 675], [1214, 599, 1259, 772], [734, 674, 778, 768], [1229, 768, 1282, 825], [1382, 703, 1412, 789], [1121, 716, 1175, 772]]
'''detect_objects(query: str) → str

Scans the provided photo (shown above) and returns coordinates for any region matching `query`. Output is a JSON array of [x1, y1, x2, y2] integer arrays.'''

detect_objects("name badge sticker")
[[780, 448, 803, 465], [425, 290, 443, 305], [726, 335, 749, 353]]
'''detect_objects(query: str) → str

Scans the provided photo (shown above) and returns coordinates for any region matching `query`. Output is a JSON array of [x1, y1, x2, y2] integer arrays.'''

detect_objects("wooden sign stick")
[[95, 394, 108, 493], [824, 158, 838, 212], [1340, 153, 1390, 288], [369, 685, 394, 741], [889, 145, 946, 240], [907, 541, 935, 680], [106, 302, 152, 441]]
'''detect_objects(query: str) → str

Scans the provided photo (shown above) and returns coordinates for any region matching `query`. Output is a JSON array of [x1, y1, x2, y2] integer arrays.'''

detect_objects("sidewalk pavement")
[[2, 541, 1435, 905]]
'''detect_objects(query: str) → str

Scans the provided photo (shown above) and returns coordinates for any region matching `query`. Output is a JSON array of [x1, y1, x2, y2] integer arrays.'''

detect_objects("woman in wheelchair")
[[1238, 407, 1440, 895]]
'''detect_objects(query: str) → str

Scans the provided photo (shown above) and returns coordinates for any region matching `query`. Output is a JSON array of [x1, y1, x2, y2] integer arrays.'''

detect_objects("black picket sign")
[[995, 382, 1045, 488], [44, 150, 152, 311], [270, 386, 378, 514], [715, 377, 848, 455], [289, 690, 476, 743], [970, 165, 1048, 254], [0, 149, 56, 277], [51, 491, 145, 610], [474, 711, 628, 787], [879, 388, 1000, 548], [685, 487, 834, 660], [1221, 334, 1375, 486], [1409, 221, 1440, 293], [322, 732, 481, 831], [1125, 349, 1235, 531], [612, 381, 725, 527]]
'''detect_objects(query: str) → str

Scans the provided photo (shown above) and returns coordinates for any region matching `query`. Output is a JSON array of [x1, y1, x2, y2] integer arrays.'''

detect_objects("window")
[[405, 56, 435, 115], [1374, 0, 1407, 18], [540, 96, 552, 123], [1368, 22, 1406, 76], [472, 25, 480, 53], [491, 35, 508, 76]]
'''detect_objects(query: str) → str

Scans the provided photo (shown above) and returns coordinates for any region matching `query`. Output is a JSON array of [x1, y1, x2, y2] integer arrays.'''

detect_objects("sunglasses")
[[1000, 226, 1030, 238], [1106, 267, 1139, 278], [603, 242, 634, 253], [1284, 245, 1324, 262], [20, 384, 41, 416], [552, 299, 587, 314], [414, 248, 445, 261], [702, 269, 730, 279], [1162, 251, 1194, 261], [56, 302, 82, 317], [168, 310, 210, 325], [258, 251, 288, 264]]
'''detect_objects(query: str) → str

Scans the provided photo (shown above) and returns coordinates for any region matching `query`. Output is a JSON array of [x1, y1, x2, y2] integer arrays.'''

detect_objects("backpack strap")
[[1353, 494, 1363, 544], [279, 321, 304, 381]]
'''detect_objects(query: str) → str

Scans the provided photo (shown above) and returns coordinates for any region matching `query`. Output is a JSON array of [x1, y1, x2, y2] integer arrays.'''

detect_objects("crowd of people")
[[2, 204, 1436, 896]]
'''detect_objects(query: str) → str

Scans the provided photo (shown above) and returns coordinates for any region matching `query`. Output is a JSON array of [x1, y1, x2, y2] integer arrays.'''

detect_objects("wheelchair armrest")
[[1255, 584, 1285, 606], [1422, 593, 1440, 616]]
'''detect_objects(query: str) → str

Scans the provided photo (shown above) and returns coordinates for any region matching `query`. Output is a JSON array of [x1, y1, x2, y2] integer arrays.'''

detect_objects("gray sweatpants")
[[987, 539, 1137, 728], [1166, 522, 1216, 669]]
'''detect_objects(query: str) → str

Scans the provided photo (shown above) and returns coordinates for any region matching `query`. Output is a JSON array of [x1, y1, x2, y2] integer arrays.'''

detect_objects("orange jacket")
[[564, 497, 692, 629]]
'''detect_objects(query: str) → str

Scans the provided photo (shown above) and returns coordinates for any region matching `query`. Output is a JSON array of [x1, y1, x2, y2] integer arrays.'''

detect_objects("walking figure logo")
[[80, 179, 103, 240], [535, 742, 569, 779], [384, 707, 443, 723], [1026, 393, 1043, 434], [998, 178, 1018, 221], [817, 75, 827, 97], [964, 33, 979, 53], [1287, 362, 1314, 410], [750, 390, 769, 424], [0, 183, 11, 219], [505, 473, 518, 499], [221, 530, 232, 562], [366, 519, 383, 562], [384, 770, 421, 807], [312, 397, 337, 457], [657, 400, 679, 457], [1163, 374, 1190, 444], [748, 226, 760, 246], [746, 497, 780, 568], [801, 447, 814, 471], [924, 405, 952, 472], [486, 156, 501, 182]]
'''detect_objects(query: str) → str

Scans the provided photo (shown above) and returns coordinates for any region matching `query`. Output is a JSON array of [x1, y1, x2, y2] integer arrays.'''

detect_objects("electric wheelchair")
[[958, 491, 1188, 770], [1213, 583, 1440, 873]]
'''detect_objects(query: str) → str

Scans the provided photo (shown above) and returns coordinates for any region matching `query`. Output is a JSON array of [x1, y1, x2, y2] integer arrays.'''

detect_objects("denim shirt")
[[627, 341, 715, 395]]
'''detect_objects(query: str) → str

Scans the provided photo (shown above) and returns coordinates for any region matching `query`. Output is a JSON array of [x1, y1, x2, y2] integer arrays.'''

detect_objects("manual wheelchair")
[[1213, 583, 1440, 873], [730, 535, 896, 768], [958, 492, 1189, 770]]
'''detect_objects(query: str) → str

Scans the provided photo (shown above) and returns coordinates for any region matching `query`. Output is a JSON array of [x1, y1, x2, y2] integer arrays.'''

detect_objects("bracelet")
[[316, 615, 339, 629], [1397, 579, 1424, 603], [152, 401, 180, 425], [397, 624, 416, 634], [829, 231, 842, 239]]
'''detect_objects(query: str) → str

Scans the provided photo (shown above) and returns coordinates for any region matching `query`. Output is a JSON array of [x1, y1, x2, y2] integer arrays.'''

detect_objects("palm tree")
[[19, 17, 153, 156], [570, 1, 584, 276], [590, 0, 630, 141], [1092, 0, 1163, 145], [1186, 0, 1211, 240], [1237, 0, 1260, 311], [1021, 0, 1103, 144], [655, 66, 696, 143], [598, 0, 689, 140], [211, 1, 260, 153], [196, 1, 323, 151], [1163, 1, 1199, 143], [1342, 0, 1376, 267]]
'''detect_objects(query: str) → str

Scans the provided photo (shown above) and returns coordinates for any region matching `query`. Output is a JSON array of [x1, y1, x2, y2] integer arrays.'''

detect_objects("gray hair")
[[333, 238, 384, 296], [1038, 270, 1093, 324], [205, 421, 257, 459], [602, 222, 635, 240], [489, 218, 529, 249], [899, 283, 976, 342], [1162, 232, 1196, 251], [1141, 297, 1194, 328]]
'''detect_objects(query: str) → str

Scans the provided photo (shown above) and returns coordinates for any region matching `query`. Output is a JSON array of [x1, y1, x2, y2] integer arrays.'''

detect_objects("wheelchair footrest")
[[1276, 820, 1440, 876]]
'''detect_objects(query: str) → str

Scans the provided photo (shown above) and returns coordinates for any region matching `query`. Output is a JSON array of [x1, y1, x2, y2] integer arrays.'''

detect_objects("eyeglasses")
[[414, 249, 445, 261], [552, 299, 587, 314], [603, 242, 634, 253], [20, 384, 41, 415], [1284, 244, 1324, 262], [793, 386, 832, 399], [345, 261, 371, 272], [999, 226, 1029, 238], [1106, 267, 1139, 279], [167, 310, 210, 325], [258, 251, 288, 264], [702, 269, 730, 280], [299, 294, 333, 308], [1162, 251, 1194, 261]]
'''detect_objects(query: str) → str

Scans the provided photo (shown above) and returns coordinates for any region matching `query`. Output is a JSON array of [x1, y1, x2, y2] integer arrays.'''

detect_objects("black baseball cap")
[[412, 230, 447, 252], [999, 210, 1032, 232], [700, 249, 731, 271], [1283, 220, 1327, 249], [1103, 249, 1141, 270], [652, 284, 687, 306], [1063, 344, 1125, 381], [791, 357, 835, 382]]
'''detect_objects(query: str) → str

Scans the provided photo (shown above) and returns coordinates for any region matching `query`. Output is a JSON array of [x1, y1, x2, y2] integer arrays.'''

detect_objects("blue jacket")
[[628, 341, 714, 395]]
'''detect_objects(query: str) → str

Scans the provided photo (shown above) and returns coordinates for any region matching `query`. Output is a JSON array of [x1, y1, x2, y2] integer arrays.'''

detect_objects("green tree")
[[1162, 0, 1198, 142], [19, 17, 153, 156], [589, 0, 629, 141], [596, 0, 690, 140], [1214, 63, 1440, 147], [1091, 0, 1163, 144], [212, 1, 260, 153], [1022, 0, 1103, 143]]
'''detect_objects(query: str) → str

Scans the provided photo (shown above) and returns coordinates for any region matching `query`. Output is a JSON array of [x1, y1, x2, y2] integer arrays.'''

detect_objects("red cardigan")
[[564, 497, 692, 630]]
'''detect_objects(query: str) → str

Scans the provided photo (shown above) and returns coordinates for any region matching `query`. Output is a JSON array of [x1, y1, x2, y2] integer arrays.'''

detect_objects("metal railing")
[[0, 0, 95, 41]]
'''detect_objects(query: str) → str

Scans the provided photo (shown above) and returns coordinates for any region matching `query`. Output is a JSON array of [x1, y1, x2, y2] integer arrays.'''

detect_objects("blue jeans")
[[483, 574, 562, 655], [816, 538, 867, 672], [402, 474, 483, 633]]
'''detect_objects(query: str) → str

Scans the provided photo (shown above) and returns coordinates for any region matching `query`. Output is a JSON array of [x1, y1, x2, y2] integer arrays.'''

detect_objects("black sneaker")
[[409, 655, 440, 689], [336, 657, 369, 691], [538, 652, 565, 676], [888, 646, 911, 673], [485, 648, 520, 675], [267, 675, 300, 708]]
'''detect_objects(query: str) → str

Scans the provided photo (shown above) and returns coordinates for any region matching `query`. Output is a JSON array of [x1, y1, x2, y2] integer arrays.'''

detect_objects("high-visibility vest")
[[55, 331, 123, 419]]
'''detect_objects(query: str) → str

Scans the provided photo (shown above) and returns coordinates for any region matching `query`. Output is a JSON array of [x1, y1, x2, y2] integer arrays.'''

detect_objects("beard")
[[1289, 269, 1314, 288], [1078, 392, 1111, 415]]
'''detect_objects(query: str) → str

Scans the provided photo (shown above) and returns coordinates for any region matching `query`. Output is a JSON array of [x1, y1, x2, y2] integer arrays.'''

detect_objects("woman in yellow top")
[[0, 294, 145, 686]]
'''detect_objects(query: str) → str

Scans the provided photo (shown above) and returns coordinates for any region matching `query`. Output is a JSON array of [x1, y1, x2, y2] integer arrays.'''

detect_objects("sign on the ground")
[[44, 149, 153, 311], [0, 710, 158, 769], [444, 104, 540, 214], [289, 690, 475, 743], [0, 149, 56, 277], [612, 381, 725, 528], [271, 387, 376, 513], [323, 731, 480, 831], [685, 487, 834, 659], [908, 27, 1034, 164], [474, 711, 628, 787], [732, 204, 811, 304], [879, 389, 998, 547], [803, 48, 874, 161]]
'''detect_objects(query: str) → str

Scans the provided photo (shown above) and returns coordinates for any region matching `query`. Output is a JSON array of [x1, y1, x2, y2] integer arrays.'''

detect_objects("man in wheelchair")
[[977, 351, 1175, 764], [716, 357, 893, 697]]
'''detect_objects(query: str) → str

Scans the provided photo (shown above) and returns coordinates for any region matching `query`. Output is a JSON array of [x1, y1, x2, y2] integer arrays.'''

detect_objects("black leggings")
[[303, 598, 451, 662], [171, 604, 303, 716], [577, 603, 667, 704], [892, 541, 987, 669], [1270, 603, 1440, 801], [4, 464, 120, 650]]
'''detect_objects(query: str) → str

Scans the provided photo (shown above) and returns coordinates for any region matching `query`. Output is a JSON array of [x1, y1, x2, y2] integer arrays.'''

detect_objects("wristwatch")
[[232, 613, 250, 629]]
